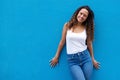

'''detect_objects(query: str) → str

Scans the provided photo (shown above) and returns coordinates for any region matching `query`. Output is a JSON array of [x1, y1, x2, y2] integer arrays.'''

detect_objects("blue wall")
[[0, 0, 120, 80]]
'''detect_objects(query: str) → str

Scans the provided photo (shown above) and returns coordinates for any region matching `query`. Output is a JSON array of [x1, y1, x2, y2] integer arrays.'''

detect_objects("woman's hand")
[[92, 59, 100, 69], [49, 57, 59, 67]]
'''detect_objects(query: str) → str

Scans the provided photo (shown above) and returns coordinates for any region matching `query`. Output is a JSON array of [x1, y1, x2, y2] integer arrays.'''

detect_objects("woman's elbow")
[[59, 40, 65, 46]]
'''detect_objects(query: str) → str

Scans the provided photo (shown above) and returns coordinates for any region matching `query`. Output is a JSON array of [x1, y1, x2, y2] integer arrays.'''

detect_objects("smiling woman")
[[77, 9, 89, 23], [1, 0, 120, 80], [50, 5, 100, 80]]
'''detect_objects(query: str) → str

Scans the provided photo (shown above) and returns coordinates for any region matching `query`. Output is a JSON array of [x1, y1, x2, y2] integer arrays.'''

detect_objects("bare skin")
[[50, 8, 100, 69]]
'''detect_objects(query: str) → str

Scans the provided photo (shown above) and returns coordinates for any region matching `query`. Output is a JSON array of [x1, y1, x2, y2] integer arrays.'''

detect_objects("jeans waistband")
[[67, 49, 88, 56]]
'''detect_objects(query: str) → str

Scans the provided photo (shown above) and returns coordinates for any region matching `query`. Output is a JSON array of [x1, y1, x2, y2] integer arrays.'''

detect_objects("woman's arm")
[[87, 39, 100, 69], [50, 23, 68, 67]]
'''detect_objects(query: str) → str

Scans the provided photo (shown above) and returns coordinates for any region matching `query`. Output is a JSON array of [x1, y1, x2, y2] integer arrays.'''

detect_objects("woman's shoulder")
[[63, 22, 70, 30]]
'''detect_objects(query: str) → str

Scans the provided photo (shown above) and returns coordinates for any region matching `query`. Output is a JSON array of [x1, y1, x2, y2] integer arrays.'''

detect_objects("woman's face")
[[77, 8, 89, 23]]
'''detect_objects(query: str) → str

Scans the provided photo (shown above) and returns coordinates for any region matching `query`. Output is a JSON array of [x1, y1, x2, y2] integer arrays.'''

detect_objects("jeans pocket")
[[81, 50, 91, 60], [67, 54, 74, 61], [83, 49, 90, 56]]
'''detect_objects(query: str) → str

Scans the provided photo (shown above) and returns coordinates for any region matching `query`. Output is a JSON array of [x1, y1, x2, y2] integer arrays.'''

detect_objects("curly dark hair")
[[68, 5, 94, 41]]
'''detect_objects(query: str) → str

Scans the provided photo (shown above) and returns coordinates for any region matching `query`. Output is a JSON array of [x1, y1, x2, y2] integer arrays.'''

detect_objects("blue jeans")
[[67, 49, 93, 80]]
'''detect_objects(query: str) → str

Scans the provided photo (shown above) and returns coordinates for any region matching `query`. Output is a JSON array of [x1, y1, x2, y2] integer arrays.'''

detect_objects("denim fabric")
[[67, 49, 93, 80]]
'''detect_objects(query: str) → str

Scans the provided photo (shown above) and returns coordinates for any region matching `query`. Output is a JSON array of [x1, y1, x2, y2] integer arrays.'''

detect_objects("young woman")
[[50, 5, 100, 80]]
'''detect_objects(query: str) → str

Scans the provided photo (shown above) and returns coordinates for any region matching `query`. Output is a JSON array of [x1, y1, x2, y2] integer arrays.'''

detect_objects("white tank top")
[[66, 29, 87, 54]]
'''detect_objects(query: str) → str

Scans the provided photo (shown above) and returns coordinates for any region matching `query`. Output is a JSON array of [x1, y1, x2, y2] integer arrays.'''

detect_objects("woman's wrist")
[[92, 57, 95, 61], [54, 55, 59, 59]]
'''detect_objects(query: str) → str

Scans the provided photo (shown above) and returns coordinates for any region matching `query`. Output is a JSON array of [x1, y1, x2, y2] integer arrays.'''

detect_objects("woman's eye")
[[84, 15, 87, 17]]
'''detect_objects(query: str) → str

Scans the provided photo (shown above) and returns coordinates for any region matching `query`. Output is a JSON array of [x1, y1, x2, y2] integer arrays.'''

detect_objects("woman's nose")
[[80, 14, 84, 18]]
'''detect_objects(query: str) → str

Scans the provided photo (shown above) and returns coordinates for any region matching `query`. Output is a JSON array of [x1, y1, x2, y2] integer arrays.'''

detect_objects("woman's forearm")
[[87, 42, 95, 60], [55, 40, 65, 59]]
